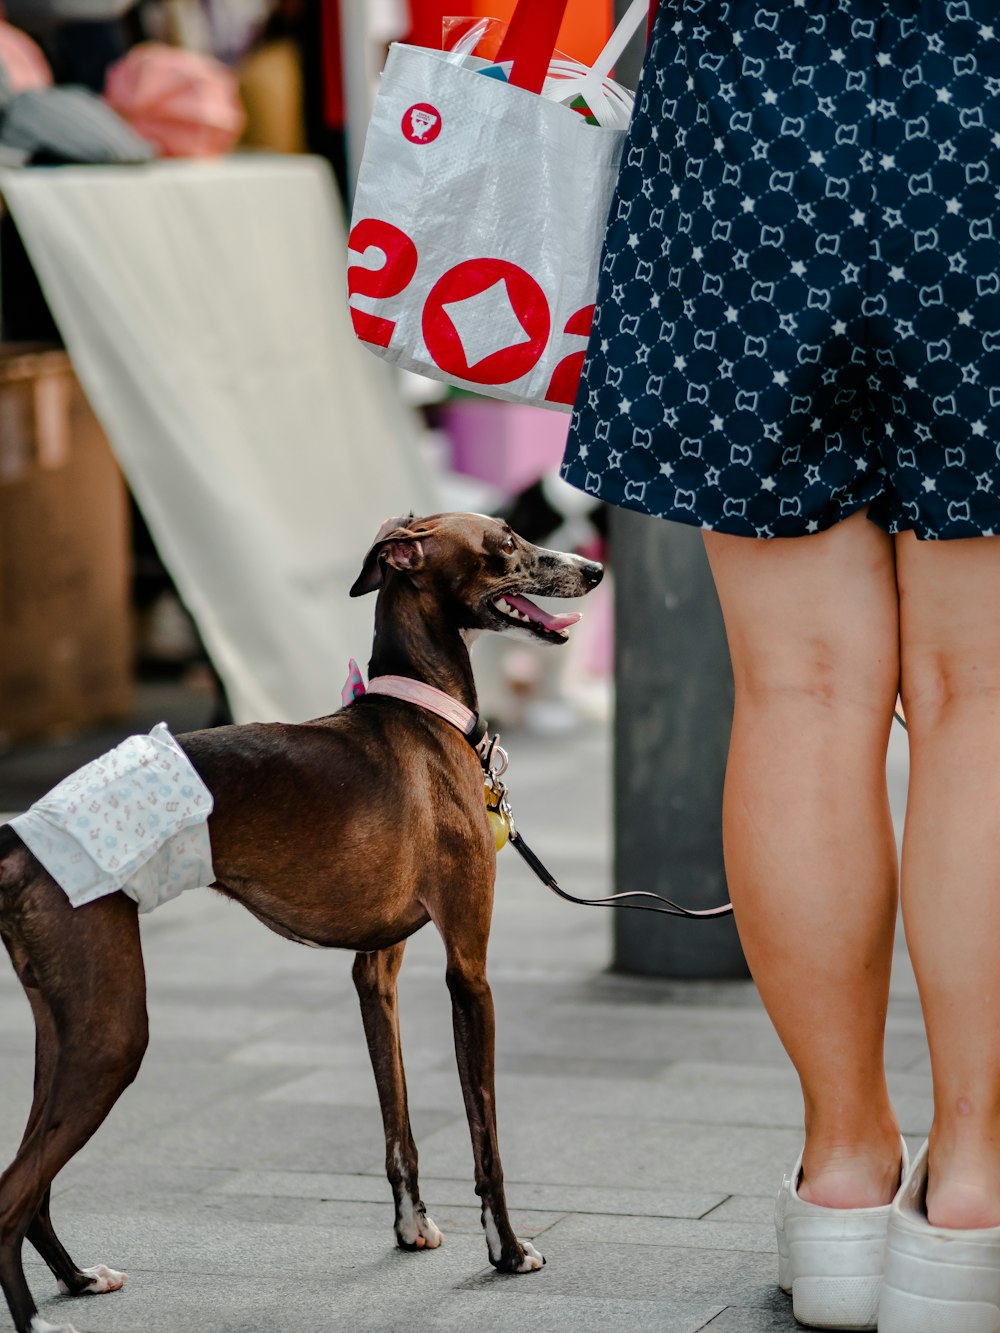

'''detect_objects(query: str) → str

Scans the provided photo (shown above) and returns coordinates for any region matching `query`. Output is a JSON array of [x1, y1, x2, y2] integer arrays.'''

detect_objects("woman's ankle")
[[926, 1177, 1000, 1229], [798, 1135, 903, 1209], [927, 1128, 1000, 1229]]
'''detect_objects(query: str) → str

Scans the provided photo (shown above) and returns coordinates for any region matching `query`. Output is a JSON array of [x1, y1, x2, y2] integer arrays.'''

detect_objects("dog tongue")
[[505, 593, 583, 633]]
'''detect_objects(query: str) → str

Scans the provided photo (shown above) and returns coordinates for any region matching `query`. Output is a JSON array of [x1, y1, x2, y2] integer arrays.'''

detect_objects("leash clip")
[[499, 788, 516, 839], [485, 775, 516, 838], [481, 732, 509, 780]]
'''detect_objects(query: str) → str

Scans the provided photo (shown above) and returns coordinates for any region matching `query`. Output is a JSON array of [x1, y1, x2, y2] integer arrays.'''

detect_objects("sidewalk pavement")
[[0, 691, 925, 1333]]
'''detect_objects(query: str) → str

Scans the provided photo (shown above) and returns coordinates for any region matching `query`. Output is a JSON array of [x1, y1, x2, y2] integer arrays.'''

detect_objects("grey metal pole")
[[611, 508, 747, 978]]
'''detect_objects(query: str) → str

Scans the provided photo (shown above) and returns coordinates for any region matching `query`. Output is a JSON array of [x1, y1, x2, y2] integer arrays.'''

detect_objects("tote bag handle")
[[589, 0, 650, 85], [496, 0, 570, 92], [497, 0, 658, 95]]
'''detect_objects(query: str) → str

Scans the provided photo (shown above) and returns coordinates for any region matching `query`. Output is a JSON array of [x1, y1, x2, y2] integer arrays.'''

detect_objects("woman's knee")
[[733, 638, 898, 726], [899, 650, 1000, 730], [897, 532, 1000, 729], [704, 515, 900, 724]]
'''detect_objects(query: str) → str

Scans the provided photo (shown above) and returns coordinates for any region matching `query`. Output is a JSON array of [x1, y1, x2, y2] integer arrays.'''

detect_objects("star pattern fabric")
[[562, 0, 1000, 539]]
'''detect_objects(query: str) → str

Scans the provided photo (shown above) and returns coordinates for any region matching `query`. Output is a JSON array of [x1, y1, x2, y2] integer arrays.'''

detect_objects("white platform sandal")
[[879, 1141, 1000, 1333], [776, 1139, 909, 1331]]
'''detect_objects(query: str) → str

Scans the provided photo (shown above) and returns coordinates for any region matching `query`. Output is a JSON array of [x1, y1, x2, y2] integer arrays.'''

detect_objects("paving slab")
[[701, 1195, 776, 1226], [699, 1301, 799, 1331], [215, 1170, 729, 1221], [414, 1115, 804, 1197], [543, 1211, 776, 1254], [448, 1237, 779, 1307], [419, 1293, 729, 1333]]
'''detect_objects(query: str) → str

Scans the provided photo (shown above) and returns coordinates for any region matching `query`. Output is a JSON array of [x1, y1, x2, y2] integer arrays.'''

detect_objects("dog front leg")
[[352, 945, 443, 1253], [445, 954, 544, 1274]]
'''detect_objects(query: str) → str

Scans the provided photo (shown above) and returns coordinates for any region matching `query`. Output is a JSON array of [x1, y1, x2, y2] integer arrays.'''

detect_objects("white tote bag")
[[347, 0, 646, 413]]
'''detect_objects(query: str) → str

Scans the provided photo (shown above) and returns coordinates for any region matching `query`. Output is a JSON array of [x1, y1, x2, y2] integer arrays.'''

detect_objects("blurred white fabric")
[[2, 156, 436, 723]]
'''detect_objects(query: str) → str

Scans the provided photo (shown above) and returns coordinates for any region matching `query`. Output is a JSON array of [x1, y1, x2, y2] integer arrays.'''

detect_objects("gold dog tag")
[[484, 780, 511, 852]]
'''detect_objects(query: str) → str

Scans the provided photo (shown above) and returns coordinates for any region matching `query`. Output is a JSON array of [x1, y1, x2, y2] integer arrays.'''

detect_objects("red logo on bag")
[[422, 258, 550, 385], [402, 104, 442, 144], [347, 219, 419, 347], [545, 305, 595, 404], [347, 218, 596, 399]]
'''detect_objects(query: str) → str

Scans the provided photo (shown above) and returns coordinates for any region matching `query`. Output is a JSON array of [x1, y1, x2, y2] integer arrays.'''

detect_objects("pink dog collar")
[[342, 660, 490, 753]]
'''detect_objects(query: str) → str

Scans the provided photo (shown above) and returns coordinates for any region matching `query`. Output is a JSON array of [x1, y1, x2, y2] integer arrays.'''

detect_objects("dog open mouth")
[[490, 593, 583, 642]]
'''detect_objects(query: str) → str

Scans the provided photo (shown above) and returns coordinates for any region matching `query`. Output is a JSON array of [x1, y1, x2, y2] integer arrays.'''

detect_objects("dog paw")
[[31, 1316, 83, 1333], [416, 1213, 443, 1248], [57, 1263, 127, 1296], [513, 1240, 544, 1273], [396, 1201, 443, 1251], [483, 1207, 544, 1273], [81, 1263, 128, 1293]]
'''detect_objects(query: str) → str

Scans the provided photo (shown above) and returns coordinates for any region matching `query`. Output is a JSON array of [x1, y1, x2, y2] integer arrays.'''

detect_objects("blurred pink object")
[[442, 400, 570, 494], [0, 22, 52, 94], [104, 43, 245, 158]]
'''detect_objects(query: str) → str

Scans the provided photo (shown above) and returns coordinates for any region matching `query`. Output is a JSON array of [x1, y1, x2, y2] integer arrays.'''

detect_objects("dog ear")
[[382, 537, 424, 574], [350, 518, 426, 596]]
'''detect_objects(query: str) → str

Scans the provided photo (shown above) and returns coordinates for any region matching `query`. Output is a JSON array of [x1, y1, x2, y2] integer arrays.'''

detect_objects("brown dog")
[[0, 512, 603, 1333]]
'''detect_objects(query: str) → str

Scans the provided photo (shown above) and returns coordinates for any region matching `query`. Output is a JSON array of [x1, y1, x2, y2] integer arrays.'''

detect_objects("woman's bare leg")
[[703, 510, 902, 1207], [897, 532, 1000, 1229]]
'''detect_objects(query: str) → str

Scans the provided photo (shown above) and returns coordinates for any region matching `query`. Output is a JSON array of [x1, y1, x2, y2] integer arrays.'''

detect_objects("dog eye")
[[501, 536, 516, 554]]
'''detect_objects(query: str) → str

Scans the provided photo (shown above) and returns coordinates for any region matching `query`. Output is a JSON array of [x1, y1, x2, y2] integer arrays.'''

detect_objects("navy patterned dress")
[[561, 0, 1000, 539]]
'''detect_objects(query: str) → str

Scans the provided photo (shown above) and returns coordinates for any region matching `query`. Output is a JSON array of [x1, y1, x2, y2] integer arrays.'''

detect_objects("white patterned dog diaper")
[[9, 722, 214, 913]]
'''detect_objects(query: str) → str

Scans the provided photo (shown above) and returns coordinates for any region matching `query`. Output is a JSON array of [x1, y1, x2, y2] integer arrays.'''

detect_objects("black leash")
[[507, 827, 735, 919], [478, 710, 911, 924], [478, 734, 735, 921]]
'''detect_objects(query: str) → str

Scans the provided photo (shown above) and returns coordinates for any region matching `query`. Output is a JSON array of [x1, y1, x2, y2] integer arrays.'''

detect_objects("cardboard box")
[[0, 345, 132, 747]]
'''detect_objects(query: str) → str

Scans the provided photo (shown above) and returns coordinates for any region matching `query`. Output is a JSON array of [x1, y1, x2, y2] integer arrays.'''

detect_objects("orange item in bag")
[[404, 0, 612, 65]]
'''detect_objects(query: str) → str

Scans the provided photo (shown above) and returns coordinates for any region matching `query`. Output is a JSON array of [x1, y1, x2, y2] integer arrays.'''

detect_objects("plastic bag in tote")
[[347, 0, 646, 412]]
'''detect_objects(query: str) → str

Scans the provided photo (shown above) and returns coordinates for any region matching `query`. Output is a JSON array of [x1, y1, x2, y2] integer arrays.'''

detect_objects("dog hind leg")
[[353, 944, 443, 1252], [0, 887, 147, 1333], [11, 984, 126, 1299]]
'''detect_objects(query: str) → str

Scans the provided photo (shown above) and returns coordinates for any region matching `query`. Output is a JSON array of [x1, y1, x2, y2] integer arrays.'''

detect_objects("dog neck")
[[369, 581, 479, 714]]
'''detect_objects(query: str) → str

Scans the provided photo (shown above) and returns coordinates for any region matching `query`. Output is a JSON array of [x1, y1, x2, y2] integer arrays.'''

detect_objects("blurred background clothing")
[[0, 0, 614, 741]]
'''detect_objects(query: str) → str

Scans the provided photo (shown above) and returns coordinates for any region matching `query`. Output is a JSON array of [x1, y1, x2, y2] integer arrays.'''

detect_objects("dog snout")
[[580, 560, 603, 589]]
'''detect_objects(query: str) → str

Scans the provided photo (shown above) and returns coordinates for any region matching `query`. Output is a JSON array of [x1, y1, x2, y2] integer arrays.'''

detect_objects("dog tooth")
[[495, 597, 511, 613]]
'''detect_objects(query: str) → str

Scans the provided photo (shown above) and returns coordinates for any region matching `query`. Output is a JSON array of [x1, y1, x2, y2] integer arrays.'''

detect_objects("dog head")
[[351, 512, 603, 645]]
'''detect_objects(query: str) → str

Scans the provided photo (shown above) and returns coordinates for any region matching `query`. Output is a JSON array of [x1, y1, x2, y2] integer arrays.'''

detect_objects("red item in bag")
[[104, 43, 245, 158]]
